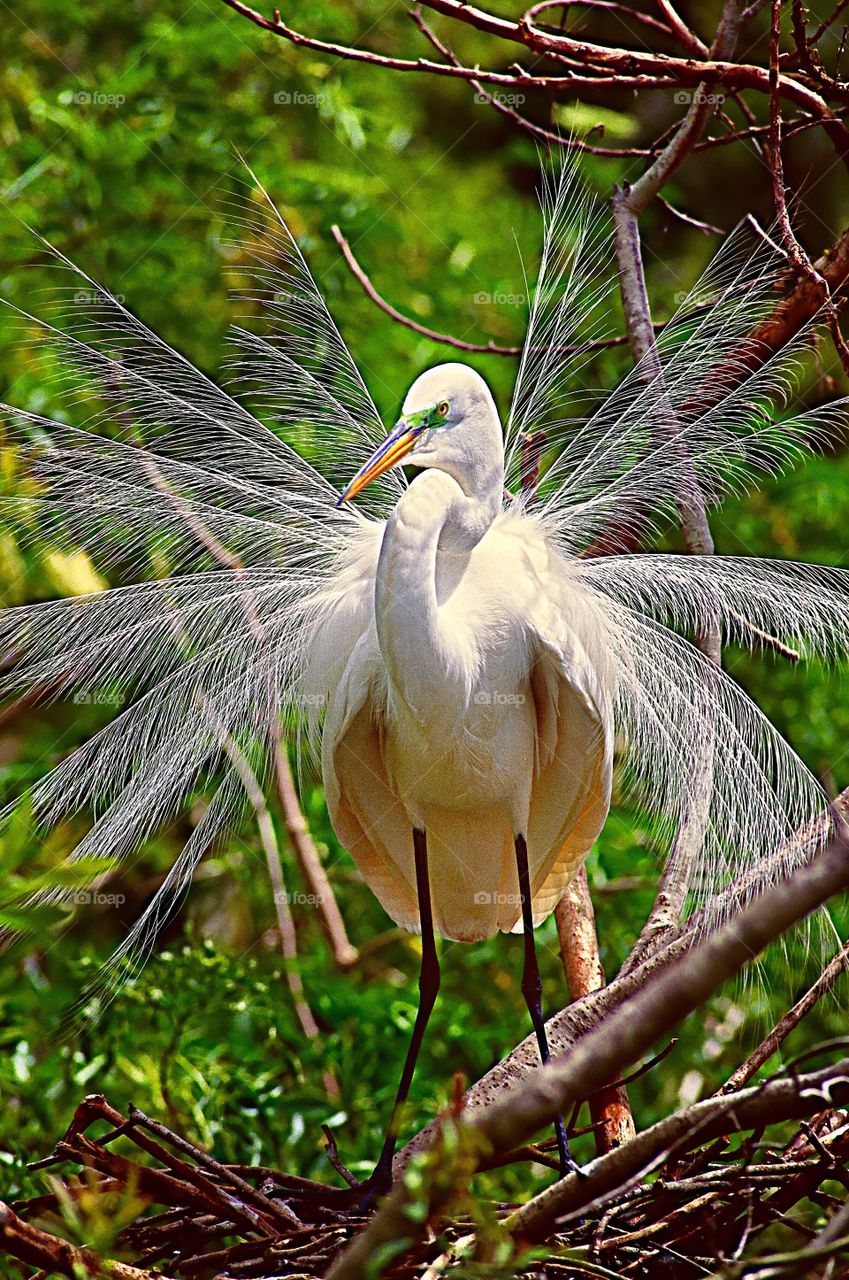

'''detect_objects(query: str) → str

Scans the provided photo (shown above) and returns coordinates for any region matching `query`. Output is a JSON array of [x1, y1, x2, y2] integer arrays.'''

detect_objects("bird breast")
[[377, 514, 544, 822]]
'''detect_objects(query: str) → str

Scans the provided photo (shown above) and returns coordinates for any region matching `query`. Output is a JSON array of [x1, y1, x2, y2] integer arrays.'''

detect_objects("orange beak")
[[336, 421, 421, 506]]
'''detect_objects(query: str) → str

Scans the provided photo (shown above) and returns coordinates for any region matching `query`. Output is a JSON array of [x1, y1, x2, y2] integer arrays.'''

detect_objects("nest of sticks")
[[3, 1079, 849, 1280]]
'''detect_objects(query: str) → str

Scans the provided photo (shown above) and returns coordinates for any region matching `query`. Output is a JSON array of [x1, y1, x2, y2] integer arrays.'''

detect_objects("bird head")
[[336, 363, 503, 506]]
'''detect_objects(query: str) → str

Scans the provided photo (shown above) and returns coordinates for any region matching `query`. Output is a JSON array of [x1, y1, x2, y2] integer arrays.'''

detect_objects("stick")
[[555, 868, 635, 1154]]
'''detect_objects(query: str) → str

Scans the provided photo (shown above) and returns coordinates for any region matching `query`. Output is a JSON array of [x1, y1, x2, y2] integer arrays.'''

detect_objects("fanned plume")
[[2, 160, 847, 1008]]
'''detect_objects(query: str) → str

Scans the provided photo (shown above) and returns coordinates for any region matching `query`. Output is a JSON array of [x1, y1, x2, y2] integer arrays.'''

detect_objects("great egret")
[[2, 161, 849, 1191], [322, 361, 612, 1181]]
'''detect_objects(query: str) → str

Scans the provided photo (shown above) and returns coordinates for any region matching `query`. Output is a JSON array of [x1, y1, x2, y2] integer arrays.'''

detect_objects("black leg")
[[363, 826, 440, 1204], [515, 832, 575, 1176]]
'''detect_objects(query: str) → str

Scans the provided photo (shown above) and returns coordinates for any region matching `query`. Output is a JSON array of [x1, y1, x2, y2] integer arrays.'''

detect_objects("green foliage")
[[0, 0, 848, 1240]]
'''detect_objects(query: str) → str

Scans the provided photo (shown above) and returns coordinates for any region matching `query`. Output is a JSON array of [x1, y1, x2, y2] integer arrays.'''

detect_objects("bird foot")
[[356, 1159, 394, 1213]]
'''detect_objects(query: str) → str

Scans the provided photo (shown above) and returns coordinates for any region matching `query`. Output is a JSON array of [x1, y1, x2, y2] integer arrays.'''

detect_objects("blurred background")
[[1, 0, 849, 1201]]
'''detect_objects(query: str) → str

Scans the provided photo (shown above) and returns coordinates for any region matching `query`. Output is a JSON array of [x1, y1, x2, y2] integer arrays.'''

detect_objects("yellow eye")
[[437, 401, 450, 417]]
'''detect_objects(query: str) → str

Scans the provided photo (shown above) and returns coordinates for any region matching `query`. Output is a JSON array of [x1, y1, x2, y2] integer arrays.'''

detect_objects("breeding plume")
[[3, 163, 849, 1187]]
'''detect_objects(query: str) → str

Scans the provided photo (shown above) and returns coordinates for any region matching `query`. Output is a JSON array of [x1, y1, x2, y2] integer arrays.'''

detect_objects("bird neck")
[[374, 469, 500, 714]]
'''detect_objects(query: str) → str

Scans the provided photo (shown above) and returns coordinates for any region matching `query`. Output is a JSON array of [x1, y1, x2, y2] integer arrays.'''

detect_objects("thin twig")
[[331, 223, 632, 356], [717, 936, 849, 1095], [221, 731, 341, 1098]]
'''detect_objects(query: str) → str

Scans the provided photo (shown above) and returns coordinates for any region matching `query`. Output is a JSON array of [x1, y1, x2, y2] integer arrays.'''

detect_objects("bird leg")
[[515, 832, 575, 1176], [361, 826, 440, 1206]]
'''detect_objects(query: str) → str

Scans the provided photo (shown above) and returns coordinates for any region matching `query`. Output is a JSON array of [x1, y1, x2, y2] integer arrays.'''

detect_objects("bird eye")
[[437, 401, 450, 418]]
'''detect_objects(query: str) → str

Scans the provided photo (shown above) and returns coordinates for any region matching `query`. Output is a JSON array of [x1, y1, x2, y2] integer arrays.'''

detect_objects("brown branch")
[[770, 0, 819, 280], [509, 1064, 849, 1240], [328, 824, 849, 1277], [220, 0, 846, 113], [770, 0, 849, 377], [399, 787, 849, 1168], [656, 193, 724, 235], [332, 224, 520, 355], [221, 732, 340, 1098], [0, 1200, 177, 1280], [811, 0, 849, 45], [332, 222, 634, 355], [656, 0, 709, 57], [414, 5, 846, 162], [271, 745, 359, 969], [555, 867, 635, 1155]]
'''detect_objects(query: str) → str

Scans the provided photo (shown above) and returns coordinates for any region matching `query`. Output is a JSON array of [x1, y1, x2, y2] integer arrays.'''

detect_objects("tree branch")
[[555, 868, 635, 1155], [399, 787, 849, 1168], [332, 222, 638, 356], [329, 822, 849, 1276]]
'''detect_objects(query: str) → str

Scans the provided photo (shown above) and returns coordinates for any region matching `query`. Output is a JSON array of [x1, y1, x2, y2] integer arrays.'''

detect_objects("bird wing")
[[523, 635, 613, 929], [515, 533, 615, 927], [576, 551, 843, 925]]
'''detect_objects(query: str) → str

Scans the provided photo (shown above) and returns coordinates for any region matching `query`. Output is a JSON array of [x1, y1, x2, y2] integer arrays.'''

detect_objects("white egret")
[[320, 361, 612, 1181], [3, 161, 849, 1192]]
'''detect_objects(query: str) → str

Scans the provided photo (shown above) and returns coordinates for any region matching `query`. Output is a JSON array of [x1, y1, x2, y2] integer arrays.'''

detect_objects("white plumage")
[[0, 159, 846, 1005], [307, 368, 613, 940]]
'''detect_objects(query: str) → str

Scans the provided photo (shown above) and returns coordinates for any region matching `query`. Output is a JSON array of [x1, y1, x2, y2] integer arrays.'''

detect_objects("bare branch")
[[329, 824, 849, 1277], [220, 731, 340, 1098], [507, 1060, 849, 1241], [0, 1200, 177, 1280], [400, 788, 849, 1167], [555, 867, 635, 1155], [332, 222, 634, 355]]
